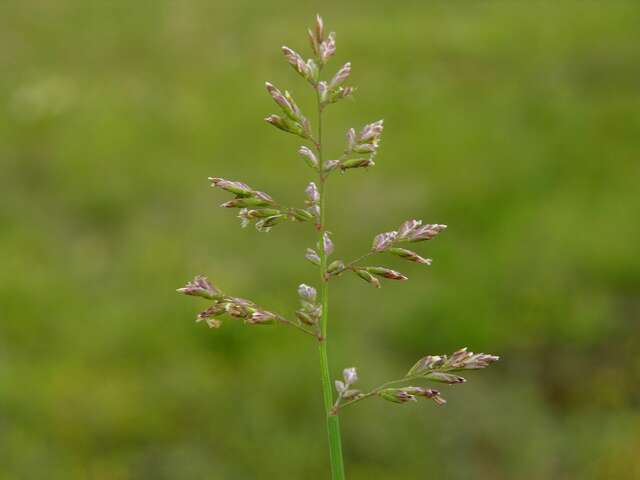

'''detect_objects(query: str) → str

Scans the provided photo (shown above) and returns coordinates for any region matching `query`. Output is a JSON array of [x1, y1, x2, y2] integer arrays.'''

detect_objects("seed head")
[[366, 266, 407, 281], [445, 348, 500, 370], [329, 62, 351, 89], [335, 86, 355, 100], [221, 197, 273, 209], [411, 223, 447, 242], [317, 81, 329, 103], [340, 158, 374, 171], [378, 388, 417, 404], [388, 247, 432, 265], [320, 32, 336, 64], [209, 177, 254, 197], [343, 120, 384, 167], [177, 275, 222, 300], [346, 128, 356, 151], [299, 146, 318, 169], [320, 231, 334, 256], [372, 231, 398, 252], [404, 387, 447, 405], [298, 283, 317, 303], [265, 82, 297, 120], [237, 209, 251, 228], [255, 214, 285, 232], [247, 208, 281, 219], [397, 219, 421, 239], [283, 90, 303, 119], [406, 355, 445, 376], [327, 259, 345, 276], [396, 220, 447, 241], [265, 114, 303, 136], [247, 310, 277, 325], [305, 248, 321, 266], [290, 208, 315, 222], [354, 268, 381, 288], [426, 372, 467, 384], [323, 159, 341, 173], [296, 283, 321, 325], [343, 367, 358, 386], [296, 310, 315, 325], [281, 46, 316, 83], [359, 120, 384, 143], [305, 182, 320, 204], [196, 304, 225, 328], [315, 14, 324, 43]]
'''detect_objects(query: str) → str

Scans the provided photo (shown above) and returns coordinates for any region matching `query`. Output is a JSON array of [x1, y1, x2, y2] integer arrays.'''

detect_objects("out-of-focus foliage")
[[1, 1, 639, 478]]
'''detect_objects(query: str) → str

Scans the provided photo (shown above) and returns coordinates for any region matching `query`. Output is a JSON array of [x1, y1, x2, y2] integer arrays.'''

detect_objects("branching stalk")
[[316, 88, 346, 480], [176, 15, 499, 480]]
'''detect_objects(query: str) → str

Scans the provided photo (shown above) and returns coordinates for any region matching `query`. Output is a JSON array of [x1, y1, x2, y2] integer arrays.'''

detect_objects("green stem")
[[316, 94, 346, 480]]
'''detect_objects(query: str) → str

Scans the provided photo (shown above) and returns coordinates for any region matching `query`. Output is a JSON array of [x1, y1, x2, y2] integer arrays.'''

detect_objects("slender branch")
[[276, 315, 320, 338], [326, 250, 376, 283], [331, 375, 429, 414], [343, 251, 375, 270]]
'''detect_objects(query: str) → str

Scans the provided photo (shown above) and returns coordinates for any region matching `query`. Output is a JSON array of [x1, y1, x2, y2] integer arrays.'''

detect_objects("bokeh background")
[[2, 1, 639, 478]]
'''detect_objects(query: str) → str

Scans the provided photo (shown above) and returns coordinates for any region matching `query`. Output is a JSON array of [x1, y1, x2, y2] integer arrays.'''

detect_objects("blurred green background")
[[2, 0, 639, 478]]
